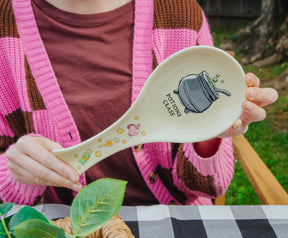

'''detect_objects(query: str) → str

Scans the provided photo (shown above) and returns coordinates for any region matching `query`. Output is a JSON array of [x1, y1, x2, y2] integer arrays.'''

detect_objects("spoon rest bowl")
[[54, 46, 246, 174]]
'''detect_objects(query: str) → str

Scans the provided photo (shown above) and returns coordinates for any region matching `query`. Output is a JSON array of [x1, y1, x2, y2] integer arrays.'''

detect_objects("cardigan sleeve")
[[172, 138, 235, 200], [0, 145, 47, 205], [197, 10, 214, 47]]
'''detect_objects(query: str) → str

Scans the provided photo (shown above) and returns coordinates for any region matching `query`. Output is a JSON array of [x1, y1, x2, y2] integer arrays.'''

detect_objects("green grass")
[[212, 28, 288, 205], [267, 62, 288, 78], [270, 95, 288, 114], [212, 28, 240, 48], [243, 62, 288, 81], [225, 120, 288, 205]]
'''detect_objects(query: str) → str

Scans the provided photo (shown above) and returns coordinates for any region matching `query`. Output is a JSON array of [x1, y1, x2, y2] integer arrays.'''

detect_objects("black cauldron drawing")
[[174, 71, 231, 113]]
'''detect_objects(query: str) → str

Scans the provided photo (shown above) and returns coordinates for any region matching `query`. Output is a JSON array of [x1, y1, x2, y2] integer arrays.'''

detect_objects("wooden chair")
[[214, 135, 288, 205], [214, 50, 288, 205]]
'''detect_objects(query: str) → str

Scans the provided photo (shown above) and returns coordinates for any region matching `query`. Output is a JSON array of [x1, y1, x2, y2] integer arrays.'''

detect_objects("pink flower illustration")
[[127, 124, 141, 137]]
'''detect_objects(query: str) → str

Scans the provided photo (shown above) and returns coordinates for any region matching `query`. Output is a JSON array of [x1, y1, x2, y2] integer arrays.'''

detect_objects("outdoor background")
[[197, 0, 288, 204]]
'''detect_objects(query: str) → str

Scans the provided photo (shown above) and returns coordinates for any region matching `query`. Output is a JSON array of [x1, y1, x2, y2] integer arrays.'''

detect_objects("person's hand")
[[5, 135, 82, 191], [218, 72, 278, 138]]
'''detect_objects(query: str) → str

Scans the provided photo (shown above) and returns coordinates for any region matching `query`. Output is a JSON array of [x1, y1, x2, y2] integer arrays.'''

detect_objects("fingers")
[[231, 119, 249, 136], [217, 118, 248, 138], [246, 87, 278, 107], [219, 73, 278, 138], [245, 73, 279, 107], [17, 136, 79, 183], [5, 136, 82, 191], [7, 157, 82, 191], [241, 100, 267, 124], [218, 100, 266, 138], [246, 72, 260, 87]]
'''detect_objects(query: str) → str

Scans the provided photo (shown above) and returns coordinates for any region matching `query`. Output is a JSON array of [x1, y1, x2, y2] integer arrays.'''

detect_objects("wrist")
[[193, 138, 222, 158]]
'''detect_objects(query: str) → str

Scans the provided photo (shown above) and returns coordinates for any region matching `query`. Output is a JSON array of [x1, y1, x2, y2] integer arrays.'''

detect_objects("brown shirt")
[[32, 0, 158, 205]]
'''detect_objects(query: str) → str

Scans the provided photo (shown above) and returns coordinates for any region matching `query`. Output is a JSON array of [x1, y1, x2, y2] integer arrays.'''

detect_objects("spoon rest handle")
[[53, 112, 145, 174]]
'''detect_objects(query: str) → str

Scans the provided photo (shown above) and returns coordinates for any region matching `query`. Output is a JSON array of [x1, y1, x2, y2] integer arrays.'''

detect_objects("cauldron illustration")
[[174, 71, 231, 113]]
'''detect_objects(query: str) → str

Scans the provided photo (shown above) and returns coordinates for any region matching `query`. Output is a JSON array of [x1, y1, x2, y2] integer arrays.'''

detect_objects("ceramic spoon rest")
[[54, 46, 246, 174]]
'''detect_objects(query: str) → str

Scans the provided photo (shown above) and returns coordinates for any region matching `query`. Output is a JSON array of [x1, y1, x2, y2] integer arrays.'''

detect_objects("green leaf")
[[0, 229, 7, 238], [13, 219, 65, 238], [0, 204, 14, 216], [9, 206, 49, 232], [64, 233, 74, 238], [0, 232, 8, 238], [0, 216, 12, 238], [70, 178, 127, 237]]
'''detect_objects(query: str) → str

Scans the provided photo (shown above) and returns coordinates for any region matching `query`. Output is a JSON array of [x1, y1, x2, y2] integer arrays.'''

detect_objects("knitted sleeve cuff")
[[172, 138, 235, 197], [0, 145, 47, 205], [182, 137, 233, 176]]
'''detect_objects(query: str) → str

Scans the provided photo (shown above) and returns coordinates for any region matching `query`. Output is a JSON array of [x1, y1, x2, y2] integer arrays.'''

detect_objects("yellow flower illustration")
[[117, 128, 124, 134]]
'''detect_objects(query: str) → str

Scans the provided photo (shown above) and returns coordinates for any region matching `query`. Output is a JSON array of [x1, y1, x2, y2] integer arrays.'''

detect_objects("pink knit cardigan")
[[0, 0, 235, 205]]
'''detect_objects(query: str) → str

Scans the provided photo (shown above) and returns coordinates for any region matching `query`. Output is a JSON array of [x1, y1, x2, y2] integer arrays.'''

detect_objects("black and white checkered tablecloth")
[[118, 205, 288, 238], [7, 204, 288, 238]]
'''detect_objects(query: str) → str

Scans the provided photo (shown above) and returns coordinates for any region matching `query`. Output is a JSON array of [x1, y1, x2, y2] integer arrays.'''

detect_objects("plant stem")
[[1, 215, 12, 238], [64, 232, 74, 238]]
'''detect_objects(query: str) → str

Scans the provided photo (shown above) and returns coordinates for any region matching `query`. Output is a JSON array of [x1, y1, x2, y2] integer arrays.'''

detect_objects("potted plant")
[[0, 178, 134, 238]]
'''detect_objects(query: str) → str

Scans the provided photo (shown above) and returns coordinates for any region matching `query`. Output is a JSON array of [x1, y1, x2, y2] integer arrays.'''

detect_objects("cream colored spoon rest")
[[54, 46, 246, 174]]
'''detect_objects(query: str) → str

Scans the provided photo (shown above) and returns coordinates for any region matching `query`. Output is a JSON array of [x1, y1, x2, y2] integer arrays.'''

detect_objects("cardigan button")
[[149, 171, 157, 184], [169, 200, 177, 205], [134, 144, 144, 152]]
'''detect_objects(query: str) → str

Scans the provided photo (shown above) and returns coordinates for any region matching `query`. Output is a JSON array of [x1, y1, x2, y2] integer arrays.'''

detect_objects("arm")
[[174, 74, 278, 202], [192, 73, 278, 157], [177, 11, 278, 199], [173, 138, 235, 200]]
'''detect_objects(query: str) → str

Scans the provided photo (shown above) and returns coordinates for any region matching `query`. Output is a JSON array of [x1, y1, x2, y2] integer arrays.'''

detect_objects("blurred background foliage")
[[198, 0, 288, 204]]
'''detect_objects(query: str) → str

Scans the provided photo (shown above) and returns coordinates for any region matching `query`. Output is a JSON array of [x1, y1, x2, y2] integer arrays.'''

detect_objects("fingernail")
[[69, 174, 78, 183], [247, 73, 254, 83], [233, 119, 242, 129], [71, 184, 82, 192], [243, 101, 252, 110]]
